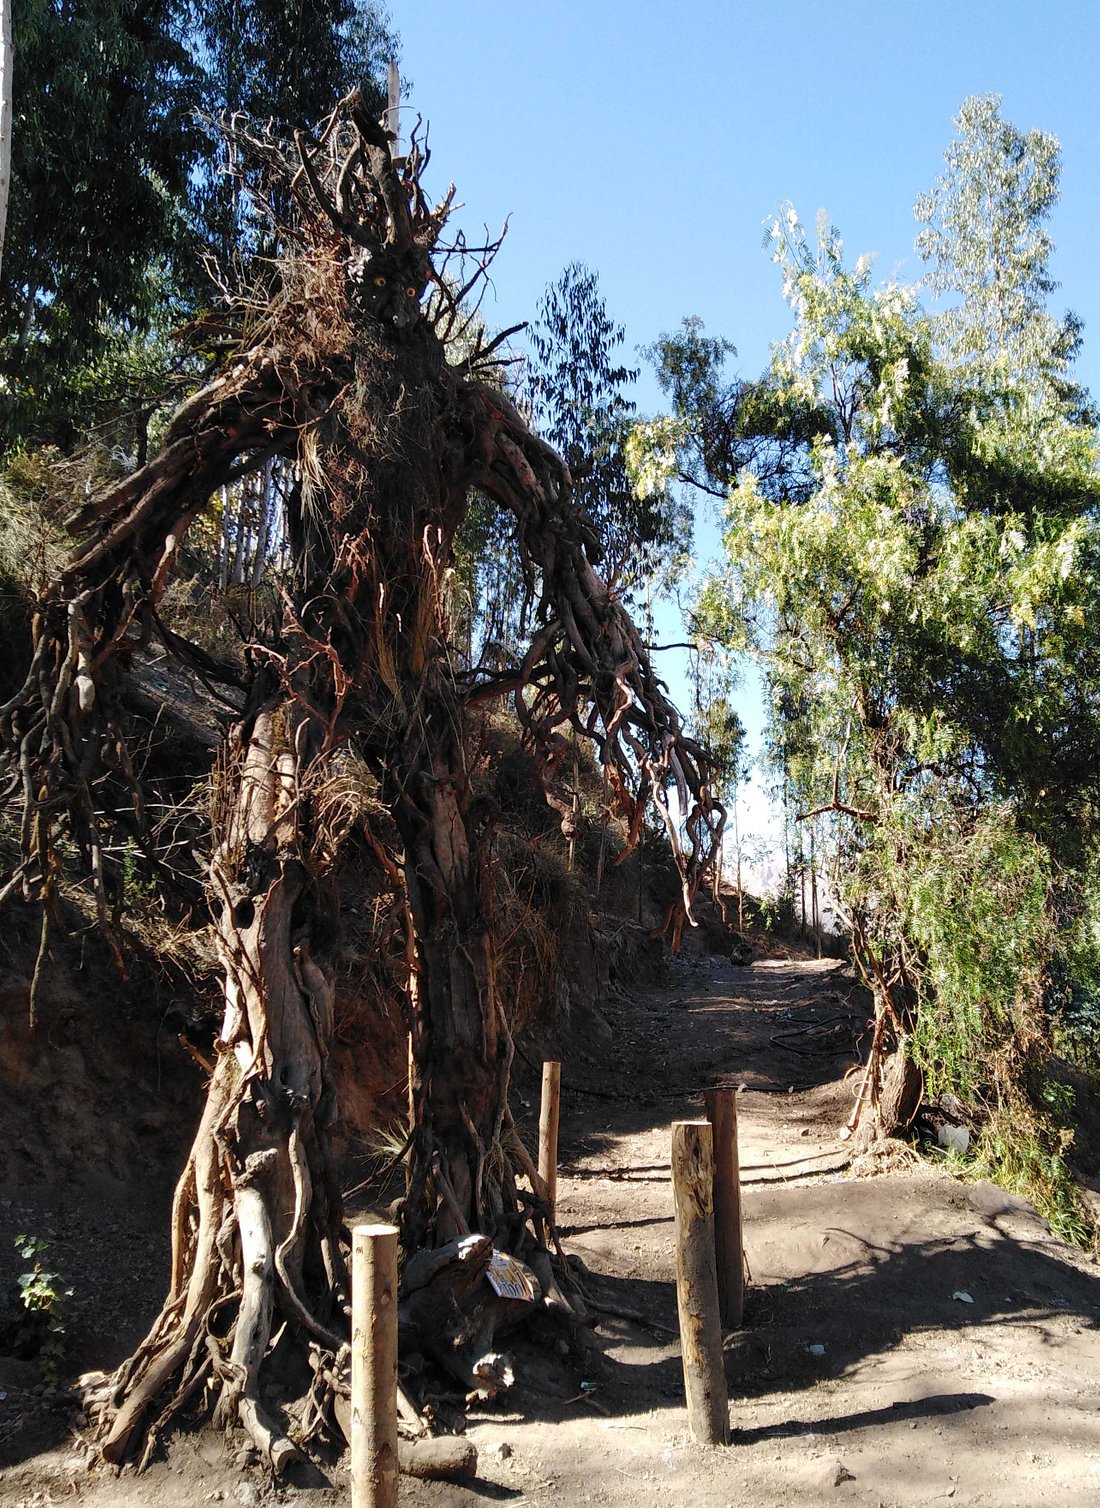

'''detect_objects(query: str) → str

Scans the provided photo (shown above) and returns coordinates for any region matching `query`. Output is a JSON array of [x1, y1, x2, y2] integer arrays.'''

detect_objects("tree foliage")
[[191, 0, 394, 261], [915, 93, 1082, 391], [0, 0, 397, 446], [528, 262, 689, 593], [0, 0, 199, 441], [529, 263, 634, 564], [457, 262, 692, 672], [633, 99, 1100, 1236]]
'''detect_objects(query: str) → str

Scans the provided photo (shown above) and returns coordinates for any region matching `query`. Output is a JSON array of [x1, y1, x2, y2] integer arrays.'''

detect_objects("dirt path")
[[3, 952, 1099, 1506], [493, 953, 1100, 1507]]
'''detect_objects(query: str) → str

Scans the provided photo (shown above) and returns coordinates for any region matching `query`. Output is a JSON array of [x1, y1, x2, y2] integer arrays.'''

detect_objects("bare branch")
[[797, 800, 877, 824]]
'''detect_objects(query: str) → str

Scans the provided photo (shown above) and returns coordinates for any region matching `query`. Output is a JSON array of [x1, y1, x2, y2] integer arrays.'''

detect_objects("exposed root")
[[239, 1397, 298, 1474]]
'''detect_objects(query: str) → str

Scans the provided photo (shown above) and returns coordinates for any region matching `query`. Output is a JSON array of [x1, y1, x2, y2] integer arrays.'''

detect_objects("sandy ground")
[[2, 951, 1099, 1507]]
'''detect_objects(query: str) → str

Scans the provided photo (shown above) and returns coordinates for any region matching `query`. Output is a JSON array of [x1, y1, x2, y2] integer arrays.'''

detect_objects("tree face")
[[0, 91, 721, 1467], [347, 246, 432, 329]]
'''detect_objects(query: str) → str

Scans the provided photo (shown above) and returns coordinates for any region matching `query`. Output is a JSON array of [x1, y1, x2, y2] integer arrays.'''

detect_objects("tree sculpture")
[[0, 95, 720, 1466]]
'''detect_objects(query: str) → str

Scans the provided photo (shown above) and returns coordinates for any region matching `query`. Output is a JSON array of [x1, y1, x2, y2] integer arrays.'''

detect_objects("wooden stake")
[[671, 1120, 729, 1445], [538, 1060, 561, 1222], [352, 1224, 400, 1508], [703, 1088, 744, 1329]]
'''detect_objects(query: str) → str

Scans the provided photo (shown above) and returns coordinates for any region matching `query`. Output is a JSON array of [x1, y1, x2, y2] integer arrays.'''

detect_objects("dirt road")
[[487, 953, 1100, 1507], [3, 952, 1099, 1506]]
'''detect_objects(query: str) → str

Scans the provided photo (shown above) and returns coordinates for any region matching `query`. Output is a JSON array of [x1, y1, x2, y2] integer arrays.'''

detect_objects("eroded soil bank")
[[3, 952, 1099, 1507]]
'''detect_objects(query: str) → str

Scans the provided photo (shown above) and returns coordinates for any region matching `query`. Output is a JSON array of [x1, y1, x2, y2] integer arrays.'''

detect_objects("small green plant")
[[14, 1234, 73, 1383], [119, 836, 154, 904], [757, 893, 780, 933]]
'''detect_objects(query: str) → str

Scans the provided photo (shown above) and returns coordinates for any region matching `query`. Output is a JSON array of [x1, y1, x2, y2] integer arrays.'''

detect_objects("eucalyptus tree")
[[0, 0, 396, 449], [631, 102, 1100, 1227], [528, 263, 689, 594], [0, 0, 12, 278], [0, 0, 199, 444], [464, 263, 690, 672], [191, 0, 395, 262], [0, 94, 719, 1465], [915, 93, 1081, 390], [913, 95, 1100, 854]]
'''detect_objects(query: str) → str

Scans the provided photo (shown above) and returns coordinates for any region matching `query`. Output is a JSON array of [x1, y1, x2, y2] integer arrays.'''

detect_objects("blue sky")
[[390, 0, 1100, 851], [394, 0, 1100, 393]]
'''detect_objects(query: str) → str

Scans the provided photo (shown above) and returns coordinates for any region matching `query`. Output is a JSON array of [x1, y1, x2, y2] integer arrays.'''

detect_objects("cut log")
[[399, 1437, 479, 1480], [401, 1235, 492, 1296], [334, 1393, 477, 1482], [335, 1400, 479, 1482]]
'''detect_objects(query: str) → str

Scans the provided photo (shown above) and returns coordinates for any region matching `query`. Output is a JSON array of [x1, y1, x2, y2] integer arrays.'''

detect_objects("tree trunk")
[[92, 703, 346, 1468], [250, 457, 278, 588], [391, 675, 511, 1251]]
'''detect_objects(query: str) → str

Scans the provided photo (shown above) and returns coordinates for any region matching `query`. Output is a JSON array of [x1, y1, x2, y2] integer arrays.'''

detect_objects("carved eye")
[[373, 275, 388, 287], [405, 285, 418, 298]]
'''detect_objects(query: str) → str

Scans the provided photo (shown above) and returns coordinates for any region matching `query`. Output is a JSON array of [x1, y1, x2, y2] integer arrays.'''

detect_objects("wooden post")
[[703, 1088, 744, 1329], [671, 1120, 729, 1446], [538, 1060, 561, 1222], [352, 1224, 400, 1508]]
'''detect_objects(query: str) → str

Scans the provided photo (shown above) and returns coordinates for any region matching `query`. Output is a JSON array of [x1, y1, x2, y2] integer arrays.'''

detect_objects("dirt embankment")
[[3, 950, 1100, 1508]]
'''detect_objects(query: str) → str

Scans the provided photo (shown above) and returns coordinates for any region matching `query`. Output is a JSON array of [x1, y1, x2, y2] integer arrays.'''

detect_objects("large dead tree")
[[0, 95, 721, 1467]]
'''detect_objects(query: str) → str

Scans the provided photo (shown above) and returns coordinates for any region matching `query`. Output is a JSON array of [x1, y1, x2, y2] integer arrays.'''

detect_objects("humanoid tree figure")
[[0, 94, 719, 1465]]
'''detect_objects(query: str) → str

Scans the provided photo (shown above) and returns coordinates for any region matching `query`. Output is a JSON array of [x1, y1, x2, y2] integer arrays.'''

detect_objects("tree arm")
[[461, 381, 723, 924], [0, 349, 324, 939]]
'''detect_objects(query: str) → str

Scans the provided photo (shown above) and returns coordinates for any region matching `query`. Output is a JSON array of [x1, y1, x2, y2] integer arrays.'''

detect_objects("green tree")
[[191, 0, 395, 262], [915, 93, 1081, 389], [459, 262, 691, 671], [0, 0, 13, 279], [0, 0, 200, 444], [0, 1, 397, 448], [529, 262, 689, 593], [633, 313, 825, 509], [633, 105, 1100, 1235]]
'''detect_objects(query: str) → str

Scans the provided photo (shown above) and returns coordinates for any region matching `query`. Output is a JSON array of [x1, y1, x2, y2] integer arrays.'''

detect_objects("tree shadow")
[[541, 1211, 1100, 1432], [730, 1389, 995, 1443], [5, 1199, 1096, 1476]]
